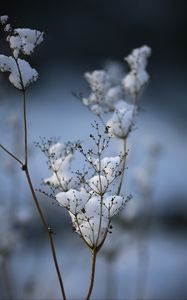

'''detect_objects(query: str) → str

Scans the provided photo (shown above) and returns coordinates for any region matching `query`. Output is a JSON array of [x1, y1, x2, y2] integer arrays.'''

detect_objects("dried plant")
[[0, 15, 66, 299], [0, 14, 152, 300]]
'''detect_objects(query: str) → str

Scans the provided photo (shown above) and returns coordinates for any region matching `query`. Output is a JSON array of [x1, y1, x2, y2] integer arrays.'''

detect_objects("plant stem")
[[22, 90, 28, 165], [117, 138, 127, 195], [21, 91, 67, 300], [0, 57, 67, 299], [0, 144, 23, 166], [86, 248, 97, 300]]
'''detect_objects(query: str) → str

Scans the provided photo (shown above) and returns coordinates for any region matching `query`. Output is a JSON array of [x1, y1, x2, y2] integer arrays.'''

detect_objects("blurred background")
[[0, 0, 187, 299]]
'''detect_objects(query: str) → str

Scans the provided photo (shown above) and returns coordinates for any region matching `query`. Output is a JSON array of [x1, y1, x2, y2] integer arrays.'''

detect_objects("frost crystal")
[[0, 55, 38, 89]]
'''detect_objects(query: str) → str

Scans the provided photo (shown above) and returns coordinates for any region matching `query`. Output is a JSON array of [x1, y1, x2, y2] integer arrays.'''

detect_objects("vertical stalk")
[[117, 138, 127, 195], [86, 248, 97, 300], [0, 56, 67, 299], [21, 91, 67, 300], [22, 90, 28, 165]]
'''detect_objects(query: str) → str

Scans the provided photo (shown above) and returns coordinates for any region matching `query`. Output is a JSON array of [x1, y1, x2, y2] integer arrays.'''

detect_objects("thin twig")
[[0, 144, 23, 166], [21, 90, 67, 300], [117, 138, 127, 195], [95, 137, 104, 247], [0, 90, 67, 299], [22, 90, 28, 165]]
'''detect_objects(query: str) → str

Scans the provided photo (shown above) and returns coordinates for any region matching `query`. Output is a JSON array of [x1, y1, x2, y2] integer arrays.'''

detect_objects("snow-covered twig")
[[0, 15, 66, 300]]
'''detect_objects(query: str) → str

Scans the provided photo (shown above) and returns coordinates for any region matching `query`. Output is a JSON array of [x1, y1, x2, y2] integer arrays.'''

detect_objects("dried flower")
[[0, 15, 43, 90], [122, 45, 151, 98]]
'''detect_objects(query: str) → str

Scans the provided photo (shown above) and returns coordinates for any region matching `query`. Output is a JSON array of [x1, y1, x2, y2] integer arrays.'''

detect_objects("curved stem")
[[117, 138, 127, 195], [86, 249, 97, 300]]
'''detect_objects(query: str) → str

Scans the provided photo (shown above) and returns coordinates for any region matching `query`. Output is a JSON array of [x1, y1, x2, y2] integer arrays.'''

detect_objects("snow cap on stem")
[[122, 45, 151, 98], [0, 15, 44, 90]]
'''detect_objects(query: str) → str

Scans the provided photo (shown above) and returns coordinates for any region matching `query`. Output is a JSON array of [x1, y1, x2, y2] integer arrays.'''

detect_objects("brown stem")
[[0, 55, 67, 299], [21, 91, 67, 300], [117, 138, 127, 195], [86, 248, 97, 300], [0, 144, 23, 166], [22, 90, 28, 165], [25, 169, 67, 300]]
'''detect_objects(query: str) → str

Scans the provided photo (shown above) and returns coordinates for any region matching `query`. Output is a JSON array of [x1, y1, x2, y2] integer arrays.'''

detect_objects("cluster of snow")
[[0, 55, 38, 89], [42, 140, 128, 248], [56, 188, 125, 247], [43, 142, 76, 191], [82, 70, 123, 114], [122, 45, 151, 97], [56, 188, 89, 215], [82, 45, 151, 139], [107, 101, 135, 139], [0, 15, 43, 90], [8, 28, 44, 58], [94, 156, 121, 179]]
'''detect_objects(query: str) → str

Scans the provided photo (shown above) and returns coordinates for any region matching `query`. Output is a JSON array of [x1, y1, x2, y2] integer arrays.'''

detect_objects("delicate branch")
[[75, 214, 92, 249], [117, 138, 127, 195], [86, 248, 97, 300], [0, 144, 23, 166], [22, 89, 28, 165], [21, 90, 67, 300], [25, 168, 67, 300], [95, 136, 104, 247], [0, 20, 67, 300]]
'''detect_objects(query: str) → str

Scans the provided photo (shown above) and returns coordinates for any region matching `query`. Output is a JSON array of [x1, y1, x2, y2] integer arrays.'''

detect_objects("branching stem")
[[21, 91, 67, 300], [0, 144, 23, 166], [0, 89, 67, 300]]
